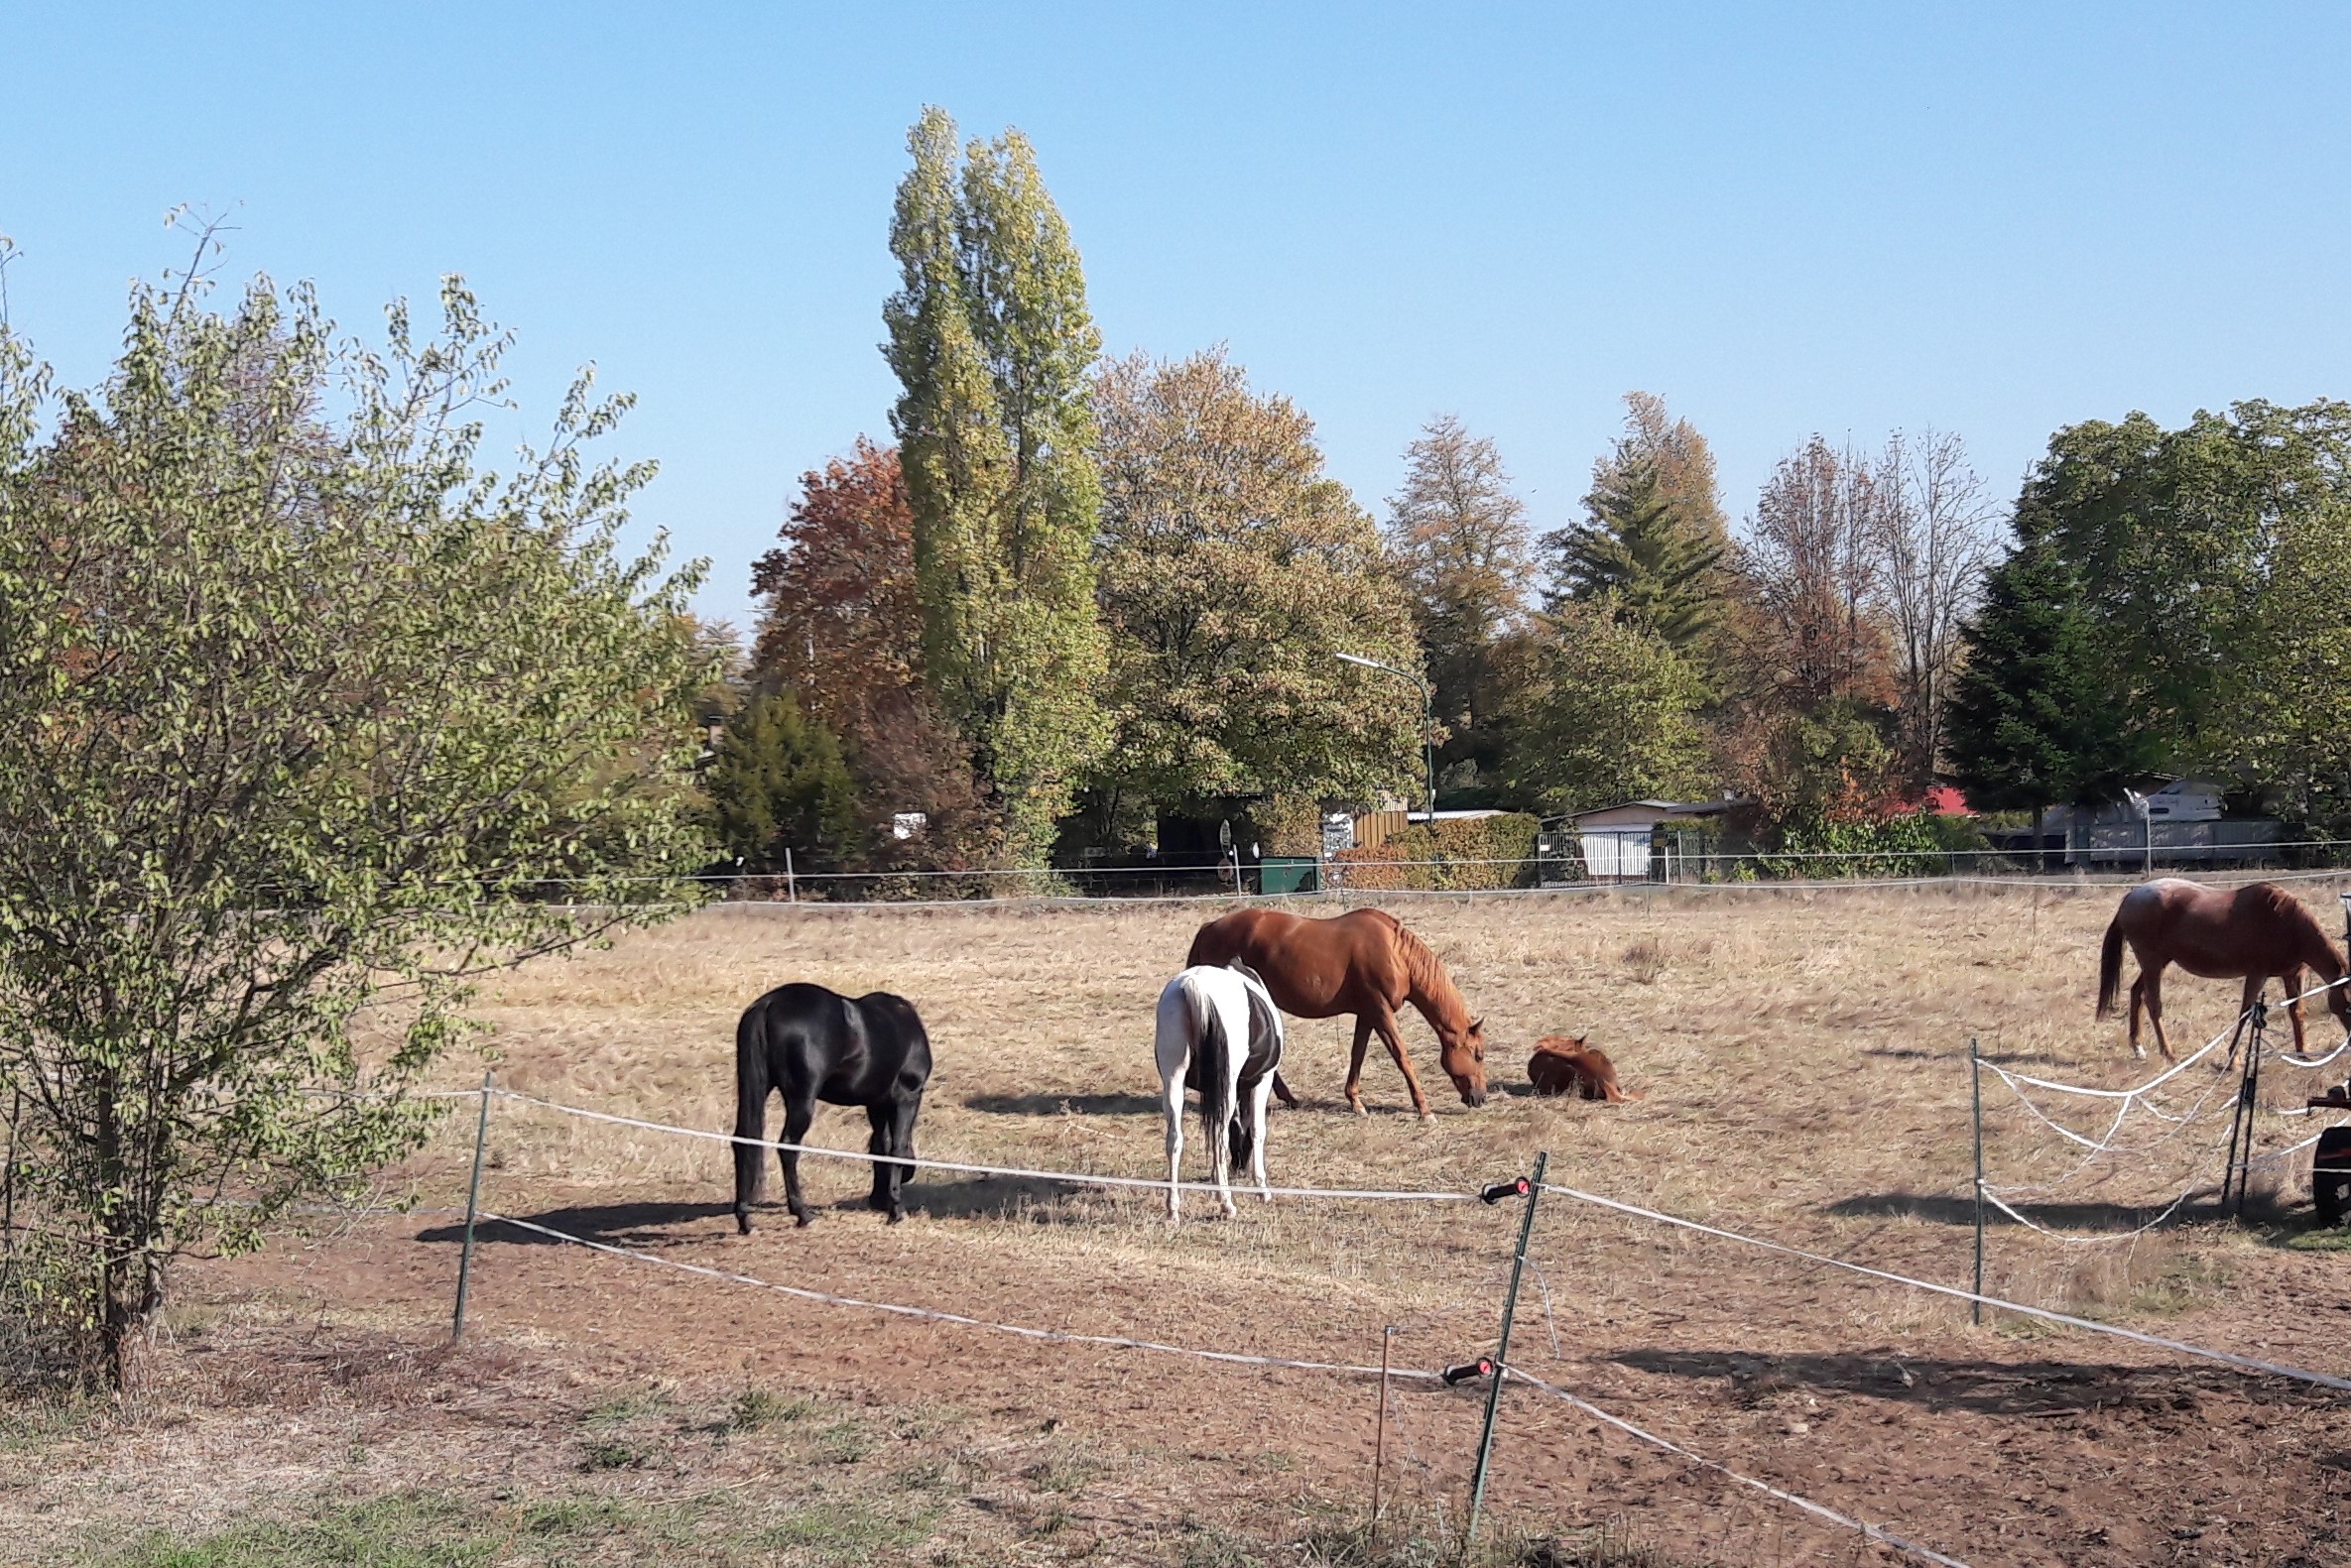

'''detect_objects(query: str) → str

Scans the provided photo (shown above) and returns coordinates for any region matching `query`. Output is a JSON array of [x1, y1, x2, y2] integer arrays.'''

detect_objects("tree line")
[[721, 114, 2351, 881], [721, 109, 2066, 875]]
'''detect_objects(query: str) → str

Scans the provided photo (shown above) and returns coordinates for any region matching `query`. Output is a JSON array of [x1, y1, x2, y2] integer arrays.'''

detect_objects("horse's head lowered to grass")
[[1434, 1015, 1489, 1107]]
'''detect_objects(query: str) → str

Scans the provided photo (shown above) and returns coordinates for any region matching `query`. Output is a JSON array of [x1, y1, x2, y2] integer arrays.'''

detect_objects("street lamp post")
[[1337, 653, 1435, 824]]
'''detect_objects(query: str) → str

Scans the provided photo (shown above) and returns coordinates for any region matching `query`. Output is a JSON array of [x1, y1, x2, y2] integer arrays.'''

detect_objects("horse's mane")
[[2257, 885, 2347, 969], [2261, 884, 2313, 917], [1388, 919, 1465, 1015]]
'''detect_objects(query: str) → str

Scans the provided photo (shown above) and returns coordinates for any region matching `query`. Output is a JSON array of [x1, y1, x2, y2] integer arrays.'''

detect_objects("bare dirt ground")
[[12, 881, 2351, 1566]]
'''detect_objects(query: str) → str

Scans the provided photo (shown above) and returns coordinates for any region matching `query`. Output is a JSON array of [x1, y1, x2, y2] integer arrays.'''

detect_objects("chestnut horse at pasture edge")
[[2096, 879, 2351, 1061], [1185, 907, 1488, 1118]]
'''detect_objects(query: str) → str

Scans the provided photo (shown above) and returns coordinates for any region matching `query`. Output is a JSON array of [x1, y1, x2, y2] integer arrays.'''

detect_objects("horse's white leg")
[[1249, 1075, 1275, 1202], [1157, 982, 1190, 1224], [1163, 1068, 1185, 1223], [1212, 1059, 1237, 1220], [2128, 974, 2148, 1061]]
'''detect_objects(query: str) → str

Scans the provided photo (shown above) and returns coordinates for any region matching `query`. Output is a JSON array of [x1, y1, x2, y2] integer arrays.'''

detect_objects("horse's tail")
[[733, 1000, 773, 1216], [1194, 980, 1237, 1189], [2096, 914, 2127, 1019]]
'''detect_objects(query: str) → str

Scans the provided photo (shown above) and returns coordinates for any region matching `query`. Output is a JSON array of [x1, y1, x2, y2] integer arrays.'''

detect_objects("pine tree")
[[883, 106, 1108, 863], [706, 693, 863, 874], [1943, 532, 2137, 823], [1545, 449, 1724, 649]]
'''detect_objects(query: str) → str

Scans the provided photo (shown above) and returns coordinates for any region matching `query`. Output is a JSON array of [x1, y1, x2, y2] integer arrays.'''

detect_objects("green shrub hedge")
[[1329, 812, 1540, 891]]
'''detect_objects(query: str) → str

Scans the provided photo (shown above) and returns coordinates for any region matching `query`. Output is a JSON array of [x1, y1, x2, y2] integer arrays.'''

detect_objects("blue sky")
[[6, 5, 2350, 631]]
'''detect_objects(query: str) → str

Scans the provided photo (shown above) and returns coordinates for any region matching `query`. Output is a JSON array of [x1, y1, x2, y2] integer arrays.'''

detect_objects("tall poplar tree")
[[884, 106, 1108, 862]]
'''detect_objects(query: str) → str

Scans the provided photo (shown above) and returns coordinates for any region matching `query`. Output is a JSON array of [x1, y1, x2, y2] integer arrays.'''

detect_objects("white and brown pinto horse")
[[2097, 879, 2351, 1061], [1154, 961, 1286, 1222]]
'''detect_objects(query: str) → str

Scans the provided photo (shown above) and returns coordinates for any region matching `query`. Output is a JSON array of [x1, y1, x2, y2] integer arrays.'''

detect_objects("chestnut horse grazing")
[[1185, 907, 1488, 1119], [2096, 879, 2351, 1062]]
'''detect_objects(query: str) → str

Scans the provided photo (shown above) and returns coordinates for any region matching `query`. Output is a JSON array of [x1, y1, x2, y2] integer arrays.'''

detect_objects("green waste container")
[[1257, 856, 1319, 895]]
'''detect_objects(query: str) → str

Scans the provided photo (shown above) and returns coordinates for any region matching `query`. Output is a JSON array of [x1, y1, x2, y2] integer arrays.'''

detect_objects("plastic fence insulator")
[[1441, 1358, 1495, 1386], [1479, 1175, 1533, 1205]]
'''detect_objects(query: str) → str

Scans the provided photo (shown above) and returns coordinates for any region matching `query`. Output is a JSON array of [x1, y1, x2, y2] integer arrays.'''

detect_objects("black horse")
[[733, 983, 931, 1234]]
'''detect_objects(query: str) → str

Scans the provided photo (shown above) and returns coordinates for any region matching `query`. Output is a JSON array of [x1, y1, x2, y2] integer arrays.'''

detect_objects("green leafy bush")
[[1329, 813, 1540, 891], [1758, 811, 1985, 879]]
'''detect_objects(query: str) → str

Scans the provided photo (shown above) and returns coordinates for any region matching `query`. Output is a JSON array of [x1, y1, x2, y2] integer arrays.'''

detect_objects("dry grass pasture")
[[12, 881, 2351, 1566]]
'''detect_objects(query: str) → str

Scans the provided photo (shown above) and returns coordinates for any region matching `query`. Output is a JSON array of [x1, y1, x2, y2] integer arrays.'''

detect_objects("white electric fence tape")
[[1535, 1181, 2351, 1392], [482, 1209, 1970, 1568], [473, 1084, 2351, 1391], [492, 1088, 1482, 1202], [1975, 974, 2351, 1232]]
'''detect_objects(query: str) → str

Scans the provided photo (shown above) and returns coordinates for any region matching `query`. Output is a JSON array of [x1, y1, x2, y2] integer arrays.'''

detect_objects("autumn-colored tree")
[[1719, 436, 1902, 825], [1384, 416, 1530, 798], [1093, 349, 1422, 825], [884, 107, 1108, 863], [751, 438, 919, 736], [747, 438, 998, 870], [1741, 436, 1892, 710]]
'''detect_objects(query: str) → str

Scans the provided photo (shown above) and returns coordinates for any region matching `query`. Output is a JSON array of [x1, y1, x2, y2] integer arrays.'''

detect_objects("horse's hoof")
[[1350, 1102, 1368, 1119], [735, 1214, 753, 1237], [886, 1207, 906, 1225], [1417, 1112, 1435, 1125], [792, 1212, 814, 1229]]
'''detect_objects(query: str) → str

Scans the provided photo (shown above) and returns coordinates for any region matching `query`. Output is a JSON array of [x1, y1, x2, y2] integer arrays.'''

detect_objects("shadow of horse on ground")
[[1609, 1348, 2321, 1416], [1822, 1189, 2294, 1229], [898, 1173, 1109, 1221], [415, 1201, 732, 1250], [963, 1092, 1161, 1117]]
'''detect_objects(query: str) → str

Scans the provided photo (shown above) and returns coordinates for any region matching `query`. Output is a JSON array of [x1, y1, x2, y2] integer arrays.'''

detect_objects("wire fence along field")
[[522, 841, 2351, 907], [1973, 976, 2351, 1243], [424, 1013, 2351, 1568]]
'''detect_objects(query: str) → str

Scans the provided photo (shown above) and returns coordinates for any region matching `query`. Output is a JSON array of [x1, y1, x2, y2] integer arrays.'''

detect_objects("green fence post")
[[451, 1069, 493, 1343], [1466, 1149, 1547, 1545]]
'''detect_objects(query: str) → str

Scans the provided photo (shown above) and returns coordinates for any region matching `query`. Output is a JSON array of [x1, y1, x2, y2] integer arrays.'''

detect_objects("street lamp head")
[[1335, 653, 1380, 669]]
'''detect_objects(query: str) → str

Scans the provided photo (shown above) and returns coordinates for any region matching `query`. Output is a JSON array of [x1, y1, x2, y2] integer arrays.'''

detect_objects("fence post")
[[1466, 1150, 1547, 1546], [451, 1069, 494, 1343], [2222, 1002, 2266, 1218], [1370, 1324, 1394, 1541], [784, 847, 797, 905], [1969, 1037, 1984, 1326]]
